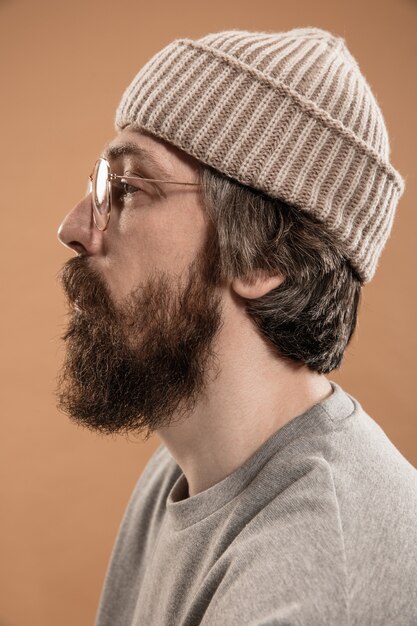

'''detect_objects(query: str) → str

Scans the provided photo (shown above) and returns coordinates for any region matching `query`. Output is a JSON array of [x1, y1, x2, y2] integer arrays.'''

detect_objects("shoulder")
[[328, 388, 417, 519]]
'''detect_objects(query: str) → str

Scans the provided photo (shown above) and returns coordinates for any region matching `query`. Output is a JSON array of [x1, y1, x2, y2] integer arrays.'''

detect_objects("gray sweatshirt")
[[94, 381, 417, 625]]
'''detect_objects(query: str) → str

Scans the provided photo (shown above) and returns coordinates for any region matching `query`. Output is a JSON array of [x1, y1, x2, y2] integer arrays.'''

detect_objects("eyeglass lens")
[[90, 158, 110, 230]]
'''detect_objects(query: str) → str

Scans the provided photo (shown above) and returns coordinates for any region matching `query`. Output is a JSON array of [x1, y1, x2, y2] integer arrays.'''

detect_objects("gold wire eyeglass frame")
[[87, 157, 202, 231]]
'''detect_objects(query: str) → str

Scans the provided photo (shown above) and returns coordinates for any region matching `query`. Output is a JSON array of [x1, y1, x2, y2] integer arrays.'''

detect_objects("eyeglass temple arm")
[[108, 173, 201, 186]]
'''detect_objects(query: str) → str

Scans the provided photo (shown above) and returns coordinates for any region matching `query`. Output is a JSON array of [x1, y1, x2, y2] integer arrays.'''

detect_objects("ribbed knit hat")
[[115, 27, 405, 283]]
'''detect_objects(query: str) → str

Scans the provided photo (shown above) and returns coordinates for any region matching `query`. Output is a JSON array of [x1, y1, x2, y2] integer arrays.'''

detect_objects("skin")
[[57, 125, 332, 498]]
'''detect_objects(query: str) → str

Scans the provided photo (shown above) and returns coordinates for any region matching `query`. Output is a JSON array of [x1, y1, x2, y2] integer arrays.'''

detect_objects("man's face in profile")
[[56, 127, 223, 440]]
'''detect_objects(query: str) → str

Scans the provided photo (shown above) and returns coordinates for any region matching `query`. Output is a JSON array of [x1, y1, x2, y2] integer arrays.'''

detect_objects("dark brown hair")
[[198, 163, 362, 374]]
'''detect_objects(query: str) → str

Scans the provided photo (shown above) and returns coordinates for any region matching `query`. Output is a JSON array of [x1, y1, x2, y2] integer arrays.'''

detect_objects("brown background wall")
[[1, 0, 416, 624]]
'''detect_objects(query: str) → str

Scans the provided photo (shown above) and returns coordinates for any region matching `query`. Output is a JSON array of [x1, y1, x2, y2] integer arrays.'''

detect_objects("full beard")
[[55, 243, 223, 441]]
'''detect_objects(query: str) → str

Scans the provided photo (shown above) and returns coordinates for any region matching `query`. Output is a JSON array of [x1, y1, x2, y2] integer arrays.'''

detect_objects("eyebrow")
[[102, 141, 174, 181]]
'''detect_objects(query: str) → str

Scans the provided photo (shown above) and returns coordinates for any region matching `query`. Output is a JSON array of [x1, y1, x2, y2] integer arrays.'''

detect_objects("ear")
[[231, 271, 285, 300]]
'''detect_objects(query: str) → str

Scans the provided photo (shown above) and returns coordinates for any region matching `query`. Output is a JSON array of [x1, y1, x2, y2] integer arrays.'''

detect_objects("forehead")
[[102, 127, 200, 180]]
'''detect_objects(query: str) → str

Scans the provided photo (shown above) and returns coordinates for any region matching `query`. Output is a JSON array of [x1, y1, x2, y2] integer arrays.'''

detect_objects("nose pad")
[[57, 193, 101, 255]]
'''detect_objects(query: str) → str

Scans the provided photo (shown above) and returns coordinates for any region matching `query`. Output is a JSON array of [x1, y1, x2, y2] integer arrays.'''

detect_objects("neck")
[[157, 292, 333, 497]]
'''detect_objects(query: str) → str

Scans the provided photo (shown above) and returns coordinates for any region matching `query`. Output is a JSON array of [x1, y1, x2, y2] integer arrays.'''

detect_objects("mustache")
[[58, 256, 114, 316]]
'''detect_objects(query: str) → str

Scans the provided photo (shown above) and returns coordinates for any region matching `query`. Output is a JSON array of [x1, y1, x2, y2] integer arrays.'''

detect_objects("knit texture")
[[115, 27, 405, 283]]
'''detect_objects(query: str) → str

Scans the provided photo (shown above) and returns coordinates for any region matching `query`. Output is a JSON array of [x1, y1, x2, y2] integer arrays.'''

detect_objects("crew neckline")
[[166, 381, 355, 530]]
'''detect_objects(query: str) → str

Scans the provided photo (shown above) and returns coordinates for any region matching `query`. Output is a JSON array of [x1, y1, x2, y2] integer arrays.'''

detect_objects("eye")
[[119, 179, 142, 197], [113, 178, 144, 205]]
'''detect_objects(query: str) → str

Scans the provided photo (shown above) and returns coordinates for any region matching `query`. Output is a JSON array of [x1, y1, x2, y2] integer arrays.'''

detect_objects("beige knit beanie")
[[115, 27, 405, 283]]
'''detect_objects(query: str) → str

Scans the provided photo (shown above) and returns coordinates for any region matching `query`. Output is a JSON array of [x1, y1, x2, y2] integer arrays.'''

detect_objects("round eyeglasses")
[[87, 157, 202, 231]]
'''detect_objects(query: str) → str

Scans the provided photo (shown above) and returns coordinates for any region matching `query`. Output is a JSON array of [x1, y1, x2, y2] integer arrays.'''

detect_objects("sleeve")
[[200, 542, 349, 626], [198, 488, 350, 626]]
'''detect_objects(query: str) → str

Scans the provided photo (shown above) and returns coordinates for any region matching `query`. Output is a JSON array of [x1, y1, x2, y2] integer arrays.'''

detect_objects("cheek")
[[102, 201, 209, 301], [122, 198, 208, 268]]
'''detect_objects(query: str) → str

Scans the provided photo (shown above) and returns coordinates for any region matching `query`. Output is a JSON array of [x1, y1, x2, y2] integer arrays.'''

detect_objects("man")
[[56, 27, 417, 625]]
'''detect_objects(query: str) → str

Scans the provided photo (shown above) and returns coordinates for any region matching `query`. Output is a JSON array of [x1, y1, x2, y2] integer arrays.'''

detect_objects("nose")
[[57, 194, 102, 255]]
